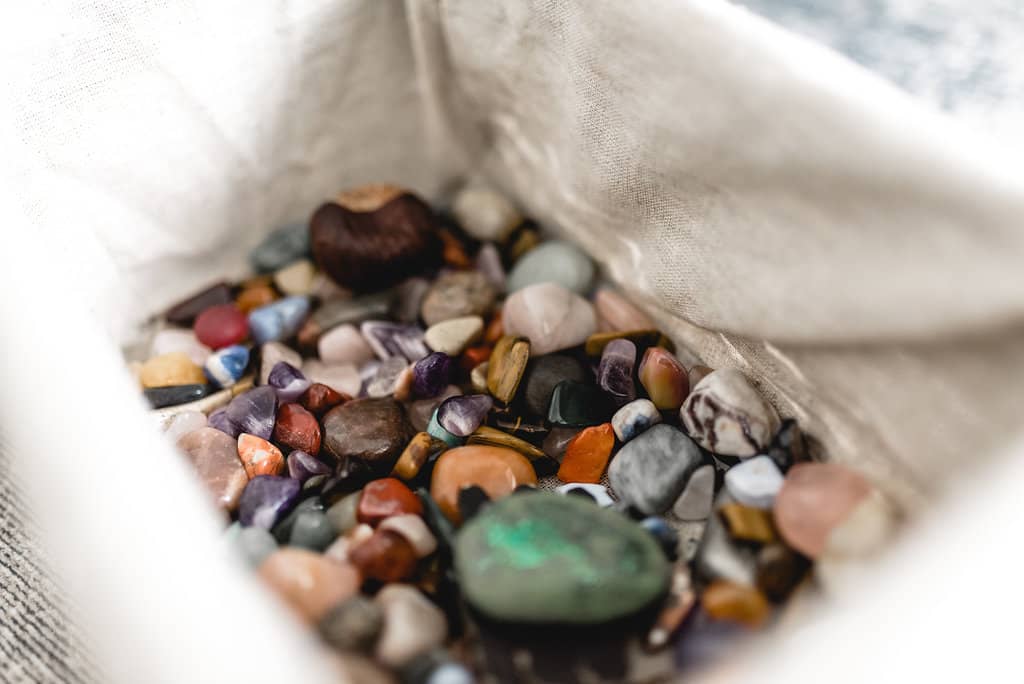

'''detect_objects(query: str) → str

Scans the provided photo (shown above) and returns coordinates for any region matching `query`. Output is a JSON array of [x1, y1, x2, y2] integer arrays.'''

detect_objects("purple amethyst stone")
[[267, 361, 311, 402], [412, 352, 453, 398], [225, 385, 277, 440], [360, 320, 429, 362], [437, 394, 493, 437], [207, 406, 241, 438], [286, 450, 331, 482], [598, 338, 637, 406], [238, 476, 301, 528]]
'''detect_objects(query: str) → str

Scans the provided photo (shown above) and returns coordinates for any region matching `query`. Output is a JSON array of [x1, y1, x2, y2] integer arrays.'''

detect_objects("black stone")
[[520, 355, 587, 417], [164, 282, 233, 326], [144, 383, 214, 408], [458, 485, 491, 522], [765, 419, 809, 473], [547, 381, 613, 427]]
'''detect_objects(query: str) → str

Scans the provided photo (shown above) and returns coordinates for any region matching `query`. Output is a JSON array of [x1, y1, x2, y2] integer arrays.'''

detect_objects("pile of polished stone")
[[133, 184, 882, 683]]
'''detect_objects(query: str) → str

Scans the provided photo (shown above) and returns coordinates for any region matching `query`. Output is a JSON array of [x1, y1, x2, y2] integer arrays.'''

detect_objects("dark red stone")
[[273, 403, 322, 455], [356, 477, 423, 526], [299, 383, 348, 418], [194, 304, 249, 349], [165, 282, 233, 326], [348, 529, 419, 583]]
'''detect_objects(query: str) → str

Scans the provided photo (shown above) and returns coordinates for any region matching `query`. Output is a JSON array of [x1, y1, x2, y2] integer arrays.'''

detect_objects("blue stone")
[[204, 344, 250, 388], [250, 223, 310, 273], [248, 296, 310, 344], [427, 408, 463, 447]]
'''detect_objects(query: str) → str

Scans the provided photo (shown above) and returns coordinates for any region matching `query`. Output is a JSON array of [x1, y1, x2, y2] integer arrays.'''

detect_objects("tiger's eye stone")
[[165, 281, 233, 326], [299, 382, 347, 418], [392, 432, 448, 481], [273, 403, 321, 455], [466, 426, 546, 462], [348, 529, 419, 583], [238, 433, 286, 478], [357, 478, 423, 526], [258, 548, 360, 623], [430, 446, 537, 523], [486, 335, 530, 405], [140, 352, 207, 388], [719, 503, 776, 544], [773, 462, 872, 558], [637, 347, 689, 410], [701, 581, 770, 628], [556, 423, 615, 484]]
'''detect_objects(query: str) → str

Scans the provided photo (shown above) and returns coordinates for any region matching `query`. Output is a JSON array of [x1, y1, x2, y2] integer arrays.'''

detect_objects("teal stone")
[[250, 223, 311, 273], [547, 381, 613, 427], [505, 241, 594, 295], [427, 408, 464, 448], [454, 492, 670, 624]]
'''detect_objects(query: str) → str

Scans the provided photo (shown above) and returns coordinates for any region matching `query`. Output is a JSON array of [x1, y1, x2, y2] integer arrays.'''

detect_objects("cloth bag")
[[3, 1, 1023, 682]]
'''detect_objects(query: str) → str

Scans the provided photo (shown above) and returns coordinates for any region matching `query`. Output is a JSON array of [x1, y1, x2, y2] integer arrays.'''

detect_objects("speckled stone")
[[420, 271, 497, 327], [238, 433, 286, 478], [610, 398, 662, 442], [258, 548, 360, 624], [322, 398, 414, 475], [680, 368, 781, 458], [505, 240, 594, 295], [502, 283, 596, 356], [607, 424, 703, 515], [178, 427, 249, 511], [455, 492, 669, 623]]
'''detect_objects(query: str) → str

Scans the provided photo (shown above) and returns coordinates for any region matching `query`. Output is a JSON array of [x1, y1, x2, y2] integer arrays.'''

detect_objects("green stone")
[[547, 380, 613, 427], [454, 492, 670, 623]]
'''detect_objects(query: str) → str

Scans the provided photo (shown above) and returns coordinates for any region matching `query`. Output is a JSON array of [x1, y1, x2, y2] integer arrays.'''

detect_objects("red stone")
[[356, 477, 423, 526], [194, 304, 249, 349], [347, 529, 419, 583], [273, 403, 322, 455], [300, 382, 348, 418]]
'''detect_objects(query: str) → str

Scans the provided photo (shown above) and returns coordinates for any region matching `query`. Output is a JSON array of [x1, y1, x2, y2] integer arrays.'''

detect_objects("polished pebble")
[[322, 398, 414, 475], [318, 323, 376, 365], [204, 344, 250, 388], [408, 386, 461, 434], [392, 432, 447, 481], [505, 240, 594, 294], [608, 424, 703, 515], [486, 335, 530, 405], [584, 329, 672, 358], [259, 341, 302, 385], [451, 184, 521, 242], [680, 368, 780, 458], [701, 581, 770, 628], [249, 296, 310, 345], [140, 352, 207, 388], [273, 403, 321, 454], [149, 328, 211, 366], [302, 360, 361, 397], [319, 595, 384, 654], [719, 503, 776, 544], [374, 584, 448, 667], [194, 304, 249, 350], [427, 408, 464, 448], [724, 455, 785, 509], [475, 242, 506, 290], [411, 352, 454, 399], [437, 394, 493, 437], [349, 528, 419, 583], [547, 380, 613, 427], [238, 475, 301, 528], [520, 354, 586, 417], [361, 320, 429, 362], [225, 386, 277, 440], [236, 283, 278, 314], [367, 357, 410, 398], [557, 423, 615, 484], [637, 347, 688, 410], [610, 398, 662, 442], [144, 384, 212, 408], [288, 510, 337, 551], [673, 464, 715, 521], [178, 427, 249, 511], [420, 271, 497, 327], [273, 259, 316, 296], [238, 433, 286, 478], [267, 361, 311, 402], [233, 526, 278, 568], [357, 478, 424, 526], [258, 548, 360, 623], [424, 316, 483, 356], [299, 382, 347, 418], [379, 514, 437, 558], [693, 510, 757, 586], [555, 482, 615, 507], [773, 462, 872, 558], [250, 224, 310, 273], [466, 426, 546, 463], [593, 288, 655, 332], [162, 410, 207, 444], [430, 445, 537, 522], [286, 450, 330, 482], [325, 491, 362, 537], [756, 544, 809, 602], [502, 282, 596, 356], [598, 338, 637, 405]]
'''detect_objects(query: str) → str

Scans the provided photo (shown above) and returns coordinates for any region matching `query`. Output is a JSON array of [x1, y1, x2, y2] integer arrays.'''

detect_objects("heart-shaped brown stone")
[[310, 190, 442, 293]]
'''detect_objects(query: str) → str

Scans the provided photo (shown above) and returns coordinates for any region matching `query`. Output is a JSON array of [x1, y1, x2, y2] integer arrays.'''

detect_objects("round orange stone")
[[557, 423, 615, 484], [430, 445, 537, 523], [237, 433, 285, 478]]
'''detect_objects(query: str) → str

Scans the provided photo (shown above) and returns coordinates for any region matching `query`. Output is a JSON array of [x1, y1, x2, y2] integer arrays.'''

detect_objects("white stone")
[[318, 323, 376, 365], [302, 360, 361, 397], [502, 282, 596, 356], [379, 515, 438, 558], [163, 410, 208, 445], [680, 368, 781, 457], [273, 259, 316, 296], [672, 464, 715, 520], [556, 483, 615, 507], [424, 316, 483, 356], [374, 584, 447, 667], [611, 398, 662, 442], [259, 342, 302, 385], [724, 455, 785, 509], [451, 184, 521, 242], [149, 328, 211, 366]]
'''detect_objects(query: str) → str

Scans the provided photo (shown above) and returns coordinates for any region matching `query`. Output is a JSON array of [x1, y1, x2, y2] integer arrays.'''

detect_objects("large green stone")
[[454, 492, 670, 624]]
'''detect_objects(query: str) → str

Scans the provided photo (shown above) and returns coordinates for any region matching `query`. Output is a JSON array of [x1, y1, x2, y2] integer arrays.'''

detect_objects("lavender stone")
[[437, 394, 493, 437], [287, 450, 331, 482], [207, 407, 240, 438], [238, 476, 301, 529], [267, 361, 311, 402], [598, 339, 637, 406], [412, 352, 453, 398], [248, 296, 310, 345], [225, 386, 277, 440], [360, 320, 429, 362]]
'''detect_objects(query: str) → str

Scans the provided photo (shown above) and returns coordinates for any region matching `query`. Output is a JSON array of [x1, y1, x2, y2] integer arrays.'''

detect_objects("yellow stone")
[[139, 352, 207, 388], [719, 503, 777, 544], [486, 335, 530, 405]]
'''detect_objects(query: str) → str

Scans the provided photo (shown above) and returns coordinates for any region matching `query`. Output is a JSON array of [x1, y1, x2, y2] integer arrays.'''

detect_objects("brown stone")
[[719, 503, 777, 544], [177, 427, 248, 511], [486, 335, 530, 405], [756, 544, 809, 603], [466, 426, 546, 462], [701, 580, 770, 628], [356, 478, 423, 526], [430, 445, 537, 523], [258, 549, 360, 623], [299, 382, 348, 418], [391, 432, 447, 481], [483, 311, 504, 344], [322, 398, 414, 476], [273, 403, 322, 454], [348, 529, 419, 583], [236, 284, 278, 314]]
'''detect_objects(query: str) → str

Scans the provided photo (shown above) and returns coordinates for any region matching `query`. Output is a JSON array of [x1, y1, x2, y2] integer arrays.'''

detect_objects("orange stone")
[[439, 229, 472, 268], [238, 433, 285, 478], [430, 445, 537, 523], [299, 382, 348, 418], [557, 423, 615, 484], [273, 403, 322, 455], [483, 311, 504, 344], [701, 580, 770, 628], [356, 477, 423, 526], [348, 529, 419, 583], [460, 345, 492, 372], [236, 284, 278, 313], [258, 549, 360, 623]]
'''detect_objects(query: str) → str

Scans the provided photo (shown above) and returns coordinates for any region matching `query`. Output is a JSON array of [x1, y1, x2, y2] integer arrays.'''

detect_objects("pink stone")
[[318, 324, 376, 365], [162, 410, 207, 444], [302, 360, 362, 397], [502, 283, 596, 356], [773, 463, 872, 558], [594, 289, 654, 332], [177, 427, 249, 511]]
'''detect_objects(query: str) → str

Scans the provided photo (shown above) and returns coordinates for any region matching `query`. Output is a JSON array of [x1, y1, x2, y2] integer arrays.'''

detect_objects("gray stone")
[[672, 464, 715, 521], [319, 595, 384, 654], [250, 223, 310, 273], [288, 510, 337, 551], [607, 424, 703, 515], [234, 526, 278, 568], [420, 271, 496, 326], [505, 240, 595, 294]]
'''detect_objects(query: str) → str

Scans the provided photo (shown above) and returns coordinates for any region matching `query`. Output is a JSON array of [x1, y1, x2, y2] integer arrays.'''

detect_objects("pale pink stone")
[[593, 288, 655, 332], [149, 328, 211, 366], [163, 410, 207, 444], [374, 585, 447, 667], [318, 324, 376, 365], [259, 342, 302, 384], [325, 523, 375, 563], [302, 360, 361, 397], [773, 463, 872, 558], [379, 514, 437, 558], [177, 427, 248, 511], [502, 282, 596, 356]]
